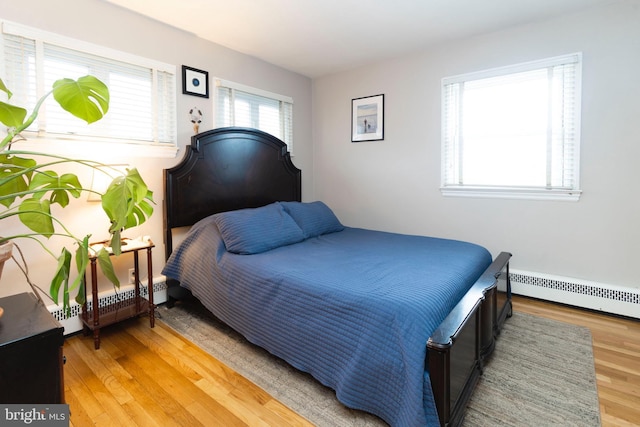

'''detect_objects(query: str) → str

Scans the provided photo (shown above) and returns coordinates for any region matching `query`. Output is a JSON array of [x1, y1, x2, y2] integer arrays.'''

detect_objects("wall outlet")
[[128, 268, 136, 285]]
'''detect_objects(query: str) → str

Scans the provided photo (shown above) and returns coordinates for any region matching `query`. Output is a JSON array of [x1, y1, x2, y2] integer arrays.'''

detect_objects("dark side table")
[[0, 292, 65, 403], [81, 238, 155, 350]]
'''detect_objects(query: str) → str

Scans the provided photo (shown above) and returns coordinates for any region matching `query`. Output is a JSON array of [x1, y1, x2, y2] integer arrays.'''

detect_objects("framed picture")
[[182, 65, 209, 98], [352, 94, 384, 142]]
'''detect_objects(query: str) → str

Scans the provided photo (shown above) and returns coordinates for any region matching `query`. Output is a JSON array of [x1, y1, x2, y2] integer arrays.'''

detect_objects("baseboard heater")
[[48, 270, 639, 333], [47, 279, 168, 335], [505, 269, 640, 320]]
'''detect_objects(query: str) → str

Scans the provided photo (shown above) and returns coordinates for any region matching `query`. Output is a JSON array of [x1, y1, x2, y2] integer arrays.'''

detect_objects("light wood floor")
[[64, 295, 640, 426]]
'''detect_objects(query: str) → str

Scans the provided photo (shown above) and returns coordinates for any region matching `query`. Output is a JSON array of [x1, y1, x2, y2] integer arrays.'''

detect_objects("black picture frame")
[[182, 65, 209, 98], [351, 94, 384, 142]]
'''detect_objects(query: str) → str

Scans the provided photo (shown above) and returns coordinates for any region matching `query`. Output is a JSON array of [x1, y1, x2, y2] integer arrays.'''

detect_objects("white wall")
[[312, 1, 640, 291], [0, 0, 313, 299]]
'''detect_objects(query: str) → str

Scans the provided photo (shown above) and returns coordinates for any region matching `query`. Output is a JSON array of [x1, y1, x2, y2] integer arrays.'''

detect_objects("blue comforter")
[[163, 215, 492, 426]]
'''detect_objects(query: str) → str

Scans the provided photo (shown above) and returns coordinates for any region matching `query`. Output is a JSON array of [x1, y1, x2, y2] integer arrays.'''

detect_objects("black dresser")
[[0, 292, 65, 403]]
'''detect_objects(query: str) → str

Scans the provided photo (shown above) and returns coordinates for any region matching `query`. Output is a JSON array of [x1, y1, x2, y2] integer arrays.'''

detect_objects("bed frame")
[[163, 127, 512, 427]]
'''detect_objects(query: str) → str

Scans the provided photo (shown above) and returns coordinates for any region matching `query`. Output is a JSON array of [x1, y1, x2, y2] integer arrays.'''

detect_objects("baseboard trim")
[[47, 278, 168, 335], [506, 269, 640, 319]]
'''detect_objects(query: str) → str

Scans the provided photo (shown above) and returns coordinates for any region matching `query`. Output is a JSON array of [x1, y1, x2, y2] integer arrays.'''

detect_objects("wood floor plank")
[[105, 330, 208, 427], [116, 353, 203, 427], [64, 342, 113, 421], [194, 377, 273, 427], [127, 318, 233, 387], [67, 338, 134, 406], [131, 320, 298, 426], [99, 329, 186, 427], [65, 295, 639, 426], [136, 318, 249, 390], [110, 324, 250, 426], [120, 400, 163, 427], [63, 360, 99, 426]]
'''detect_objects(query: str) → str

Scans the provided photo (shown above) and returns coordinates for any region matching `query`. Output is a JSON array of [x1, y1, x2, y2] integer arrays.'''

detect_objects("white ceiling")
[[104, 0, 614, 78]]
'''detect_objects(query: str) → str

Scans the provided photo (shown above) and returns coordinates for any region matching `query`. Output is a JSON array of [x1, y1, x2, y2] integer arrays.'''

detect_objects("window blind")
[[215, 79, 293, 151], [1, 21, 176, 146], [441, 53, 581, 200]]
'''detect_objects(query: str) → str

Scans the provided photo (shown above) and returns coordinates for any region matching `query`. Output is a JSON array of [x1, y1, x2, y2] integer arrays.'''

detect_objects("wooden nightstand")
[[81, 238, 155, 349], [0, 292, 65, 403]]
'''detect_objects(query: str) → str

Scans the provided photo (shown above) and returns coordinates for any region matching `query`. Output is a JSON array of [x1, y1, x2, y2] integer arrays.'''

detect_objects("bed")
[[162, 127, 512, 426]]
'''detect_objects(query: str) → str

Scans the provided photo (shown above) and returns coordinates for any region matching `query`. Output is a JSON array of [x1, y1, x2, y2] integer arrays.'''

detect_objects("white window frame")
[[0, 20, 178, 158], [441, 53, 582, 201], [214, 78, 294, 153]]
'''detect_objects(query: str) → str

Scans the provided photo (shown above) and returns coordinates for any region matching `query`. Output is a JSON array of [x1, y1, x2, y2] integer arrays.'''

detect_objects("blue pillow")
[[214, 203, 305, 254], [280, 201, 344, 239]]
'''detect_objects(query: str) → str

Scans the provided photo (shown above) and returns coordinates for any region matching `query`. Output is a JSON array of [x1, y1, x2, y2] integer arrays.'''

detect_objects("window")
[[441, 53, 582, 201], [1, 21, 177, 157], [215, 79, 293, 152]]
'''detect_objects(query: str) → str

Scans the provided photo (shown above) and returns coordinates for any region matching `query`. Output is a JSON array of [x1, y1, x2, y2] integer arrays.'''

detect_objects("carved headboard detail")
[[163, 127, 301, 259]]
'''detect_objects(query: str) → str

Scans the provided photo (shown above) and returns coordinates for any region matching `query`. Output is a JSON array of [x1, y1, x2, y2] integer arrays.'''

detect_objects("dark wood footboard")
[[427, 251, 512, 427]]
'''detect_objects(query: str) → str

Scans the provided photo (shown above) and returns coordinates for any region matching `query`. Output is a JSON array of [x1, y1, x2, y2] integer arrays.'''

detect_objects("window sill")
[[440, 186, 582, 201]]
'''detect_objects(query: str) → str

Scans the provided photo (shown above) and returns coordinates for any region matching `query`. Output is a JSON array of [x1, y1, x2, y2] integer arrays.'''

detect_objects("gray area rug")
[[158, 299, 600, 426]]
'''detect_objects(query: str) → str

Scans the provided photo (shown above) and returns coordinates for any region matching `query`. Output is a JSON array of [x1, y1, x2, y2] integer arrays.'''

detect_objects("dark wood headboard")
[[163, 127, 301, 259]]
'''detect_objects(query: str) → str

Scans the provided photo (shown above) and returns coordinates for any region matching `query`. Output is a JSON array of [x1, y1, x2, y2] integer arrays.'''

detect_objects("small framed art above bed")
[[162, 127, 512, 427]]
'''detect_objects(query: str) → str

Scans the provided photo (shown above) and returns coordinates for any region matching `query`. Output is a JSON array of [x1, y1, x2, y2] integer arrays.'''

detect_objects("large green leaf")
[[101, 168, 154, 237], [127, 194, 154, 228], [18, 198, 54, 235], [0, 78, 12, 98], [0, 101, 27, 128], [0, 79, 24, 128], [74, 279, 86, 307], [52, 76, 109, 124], [29, 170, 82, 206], [0, 154, 35, 207], [71, 237, 89, 306], [96, 248, 119, 287], [50, 247, 72, 305]]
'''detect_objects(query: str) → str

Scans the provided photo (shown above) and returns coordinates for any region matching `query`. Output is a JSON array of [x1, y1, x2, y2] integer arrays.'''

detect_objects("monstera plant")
[[0, 75, 154, 316]]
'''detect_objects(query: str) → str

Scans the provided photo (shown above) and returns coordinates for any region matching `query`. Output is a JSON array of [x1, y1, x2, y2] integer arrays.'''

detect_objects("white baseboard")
[[506, 269, 640, 319], [46, 278, 168, 335]]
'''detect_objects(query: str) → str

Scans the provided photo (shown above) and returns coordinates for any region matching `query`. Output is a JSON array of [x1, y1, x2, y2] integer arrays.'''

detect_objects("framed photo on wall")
[[352, 94, 384, 142], [182, 65, 209, 98]]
